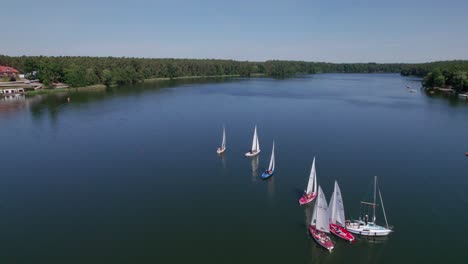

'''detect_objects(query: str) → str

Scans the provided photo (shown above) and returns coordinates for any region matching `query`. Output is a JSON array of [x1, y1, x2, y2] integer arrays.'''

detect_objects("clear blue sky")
[[3, 0, 468, 63]]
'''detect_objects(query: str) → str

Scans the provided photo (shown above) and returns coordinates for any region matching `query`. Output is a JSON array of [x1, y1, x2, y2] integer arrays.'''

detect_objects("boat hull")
[[245, 150, 260, 157], [216, 148, 226, 154], [345, 221, 392, 237], [309, 225, 334, 252], [260, 171, 274, 179], [299, 193, 317, 205], [329, 224, 355, 242]]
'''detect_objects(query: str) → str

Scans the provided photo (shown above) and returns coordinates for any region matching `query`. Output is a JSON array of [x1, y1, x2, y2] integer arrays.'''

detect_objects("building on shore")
[[0, 65, 20, 78], [0, 87, 25, 96]]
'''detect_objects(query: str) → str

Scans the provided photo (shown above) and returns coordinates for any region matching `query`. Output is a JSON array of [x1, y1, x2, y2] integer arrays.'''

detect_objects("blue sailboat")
[[261, 142, 275, 179]]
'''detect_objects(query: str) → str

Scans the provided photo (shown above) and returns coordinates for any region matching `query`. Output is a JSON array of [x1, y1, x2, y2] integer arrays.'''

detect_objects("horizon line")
[[1, 54, 468, 65]]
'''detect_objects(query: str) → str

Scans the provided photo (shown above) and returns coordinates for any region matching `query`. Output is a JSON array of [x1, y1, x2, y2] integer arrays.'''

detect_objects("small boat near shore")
[[328, 181, 355, 242], [245, 125, 260, 157], [260, 142, 275, 179], [216, 126, 226, 154], [309, 186, 334, 252], [299, 158, 318, 205]]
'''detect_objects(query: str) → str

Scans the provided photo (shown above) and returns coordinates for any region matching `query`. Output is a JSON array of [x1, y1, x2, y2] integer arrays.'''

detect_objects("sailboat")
[[328, 181, 355, 242], [309, 186, 334, 252], [299, 158, 318, 205], [346, 176, 393, 237], [245, 125, 260, 157], [261, 142, 275, 179], [216, 127, 226, 154]]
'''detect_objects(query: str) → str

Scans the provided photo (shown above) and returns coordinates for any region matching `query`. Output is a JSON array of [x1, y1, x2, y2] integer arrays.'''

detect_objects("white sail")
[[221, 127, 226, 149], [311, 199, 318, 225], [328, 181, 346, 227], [255, 131, 260, 152], [268, 142, 275, 171], [251, 126, 258, 152], [306, 158, 317, 194], [312, 186, 330, 233]]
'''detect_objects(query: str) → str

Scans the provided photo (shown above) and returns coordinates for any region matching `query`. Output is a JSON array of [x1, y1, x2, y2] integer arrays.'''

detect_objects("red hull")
[[309, 225, 334, 252], [329, 224, 355, 242], [299, 193, 317, 205]]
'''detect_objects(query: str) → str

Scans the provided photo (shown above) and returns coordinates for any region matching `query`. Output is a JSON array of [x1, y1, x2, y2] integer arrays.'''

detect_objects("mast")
[[373, 176, 377, 223], [379, 189, 390, 228]]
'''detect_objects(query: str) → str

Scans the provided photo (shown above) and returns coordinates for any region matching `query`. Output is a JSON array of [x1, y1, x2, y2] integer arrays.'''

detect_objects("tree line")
[[398, 60, 468, 92], [1, 55, 467, 90]]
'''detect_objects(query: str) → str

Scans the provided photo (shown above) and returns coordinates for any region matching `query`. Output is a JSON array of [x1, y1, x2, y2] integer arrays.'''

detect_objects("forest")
[[1, 55, 467, 91], [399, 61, 468, 92]]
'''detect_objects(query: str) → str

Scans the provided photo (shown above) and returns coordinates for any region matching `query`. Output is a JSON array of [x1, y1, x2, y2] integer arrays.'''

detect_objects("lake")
[[1, 74, 467, 263]]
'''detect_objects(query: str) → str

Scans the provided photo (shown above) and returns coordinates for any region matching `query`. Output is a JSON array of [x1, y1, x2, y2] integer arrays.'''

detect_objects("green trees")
[[0, 54, 467, 91], [101, 69, 113, 86], [423, 69, 445, 87], [422, 68, 468, 92], [451, 71, 468, 91]]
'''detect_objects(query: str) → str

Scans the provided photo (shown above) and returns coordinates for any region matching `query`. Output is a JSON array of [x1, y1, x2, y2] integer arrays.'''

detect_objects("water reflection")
[[0, 77, 239, 120], [266, 176, 275, 199], [250, 156, 259, 182], [219, 153, 227, 169], [355, 234, 389, 244], [0, 94, 27, 117], [423, 89, 468, 107]]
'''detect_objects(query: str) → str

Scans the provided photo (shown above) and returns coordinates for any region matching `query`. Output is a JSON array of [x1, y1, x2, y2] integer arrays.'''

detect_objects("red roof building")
[[0, 65, 20, 77]]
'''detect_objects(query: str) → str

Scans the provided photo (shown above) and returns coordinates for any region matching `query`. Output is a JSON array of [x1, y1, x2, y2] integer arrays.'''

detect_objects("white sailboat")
[[216, 126, 226, 154], [245, 125, 260, 157], [261, 141, 275, 179], [309, 186, 334, 252], [346, 176, 393, 237], [299, 157, 318, 205], [328, 181, 355, 242]]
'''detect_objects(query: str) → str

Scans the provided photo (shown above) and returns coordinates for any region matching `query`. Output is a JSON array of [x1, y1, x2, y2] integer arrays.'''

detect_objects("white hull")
[[346, 221, 392, 237], [245, 150, 260, 157], [217, 147, 226, 154]]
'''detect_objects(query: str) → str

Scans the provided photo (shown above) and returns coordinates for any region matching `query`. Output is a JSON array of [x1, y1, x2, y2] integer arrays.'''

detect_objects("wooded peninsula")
[[1, 55, 467, 92]]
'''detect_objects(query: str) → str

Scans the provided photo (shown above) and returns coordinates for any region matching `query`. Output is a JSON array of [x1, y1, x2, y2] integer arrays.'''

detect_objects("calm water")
[[1, 74, 467, 263]]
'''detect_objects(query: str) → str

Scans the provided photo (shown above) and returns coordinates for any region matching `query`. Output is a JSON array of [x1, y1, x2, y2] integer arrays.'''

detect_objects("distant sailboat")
[[299, 158, 318, 205], [346, 176, 393, 237], [217, 127, 226, 154], [261, 142, 275, 179], [328, 181, 355, 242], [309, 186, 334, 252], [245, 125, 260, 157]]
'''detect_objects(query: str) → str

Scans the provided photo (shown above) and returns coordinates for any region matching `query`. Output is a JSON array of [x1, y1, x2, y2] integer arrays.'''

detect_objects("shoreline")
[[25, 84, 107, 96], [25, 74, 268, 97]]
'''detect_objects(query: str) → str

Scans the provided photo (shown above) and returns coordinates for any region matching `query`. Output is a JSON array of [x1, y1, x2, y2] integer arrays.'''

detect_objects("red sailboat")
[[328, 181, 355, 242], [309, 186, 334, 252]]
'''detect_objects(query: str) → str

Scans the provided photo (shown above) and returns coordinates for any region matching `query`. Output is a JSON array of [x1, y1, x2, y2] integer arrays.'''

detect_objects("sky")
[[2, 0, 468, 63]]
